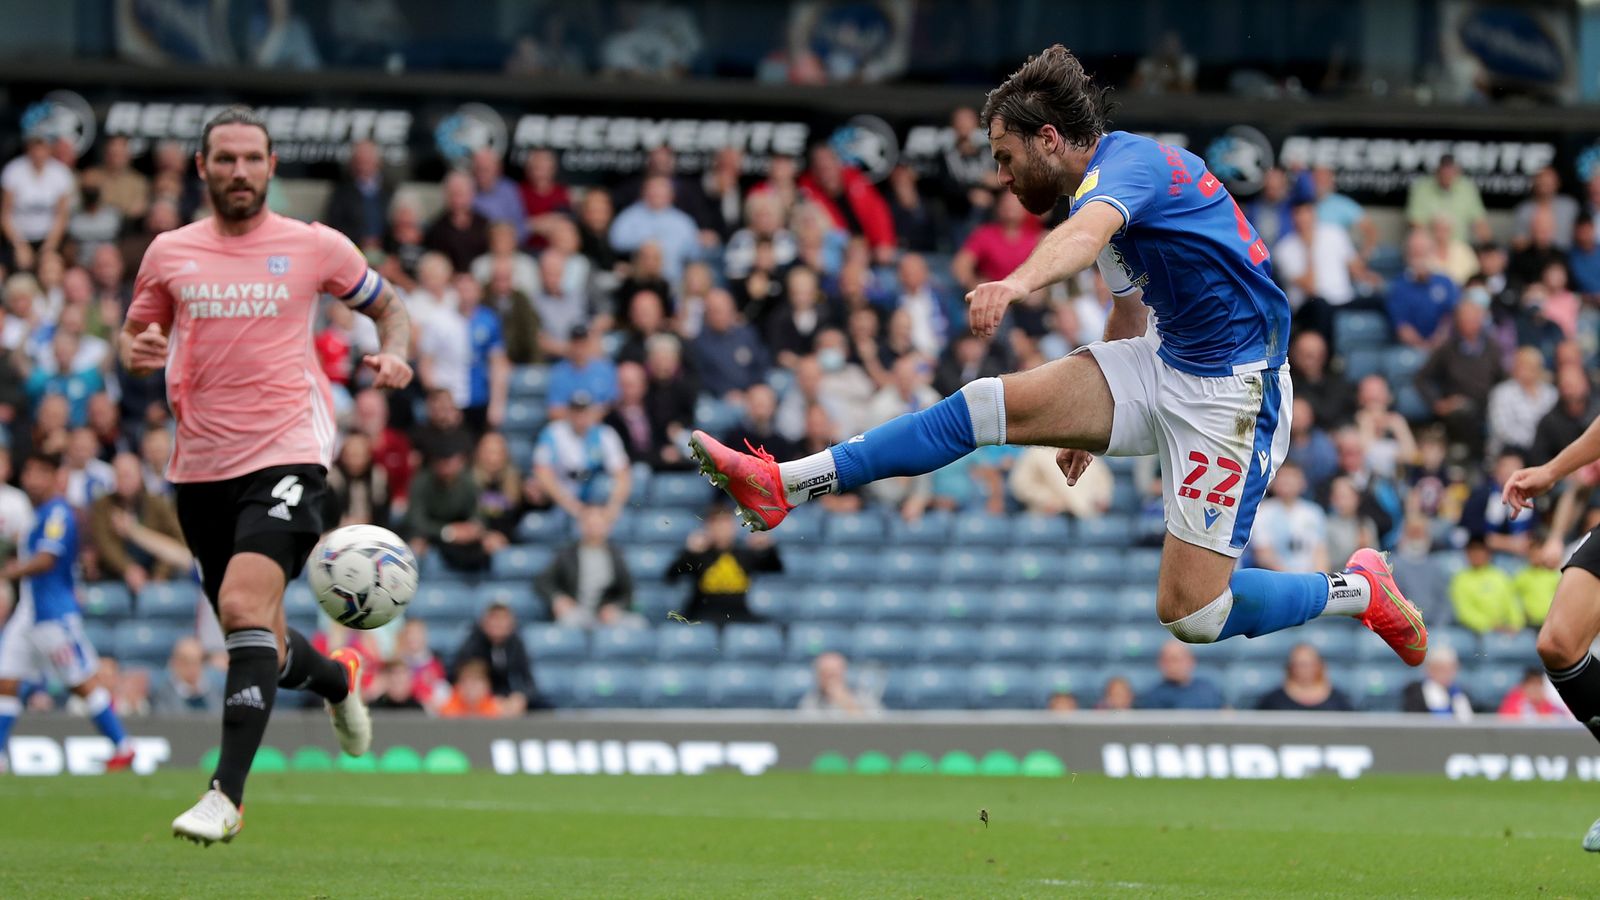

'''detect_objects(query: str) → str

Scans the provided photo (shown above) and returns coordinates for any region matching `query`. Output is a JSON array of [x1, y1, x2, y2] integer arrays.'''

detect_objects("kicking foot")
[[104, 747, 136, 772], [326, 648, 371, 757], [172, 780, 242, 846], [687, 430, 793, 532], [1346, 548, 1428, 667]]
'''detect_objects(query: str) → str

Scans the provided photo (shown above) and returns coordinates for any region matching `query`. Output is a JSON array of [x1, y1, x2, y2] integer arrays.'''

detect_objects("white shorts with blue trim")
[[1078, 334, 1292, 558], [0, 601, 100, 687]]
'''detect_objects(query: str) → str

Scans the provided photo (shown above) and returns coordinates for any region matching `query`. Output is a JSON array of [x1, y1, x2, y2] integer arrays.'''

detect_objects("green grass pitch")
[[2, 770, 1595, 897]]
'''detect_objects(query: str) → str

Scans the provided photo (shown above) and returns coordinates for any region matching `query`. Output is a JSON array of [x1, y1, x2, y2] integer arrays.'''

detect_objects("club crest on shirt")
[[267, 255, 290, 276]]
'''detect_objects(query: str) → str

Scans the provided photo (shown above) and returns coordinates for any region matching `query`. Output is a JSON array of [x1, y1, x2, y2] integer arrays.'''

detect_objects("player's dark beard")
[[208, 178, 266, 222], [1009, 150, 1060, 216]]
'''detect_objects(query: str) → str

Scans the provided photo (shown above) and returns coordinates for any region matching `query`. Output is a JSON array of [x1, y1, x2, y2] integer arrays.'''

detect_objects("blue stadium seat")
[[917, 624, 979, 663], [772, 664, 816, 707], [886, 511, 952, 545], [708, 662, 777, 708], [657, 625, 719, 661], [968, 664, 1034, 708], [1108, 586, 1155, 623], [649, 472, 713, 509], [522, 624, 589, 662], [640, 664, 710, 708], [591, 626, 657, 662], [1333, 310, 1390, 348], [1223, 663, 1282, 708], [81, 582, 132, 618], [1051, 587, 1107, 625], [82, 621, 116, 657], [798, 586, 865, 622], [501, 402, 546, 436], [114, 622, 187, 665], [925, 587, 979, 623], [1463, 665, 1523, 711], [474, 582, 543, 622], [428, 621, 472, 658], [136, 582, 201, 620], [1294, 620, 1363, 663], [939, 550, 992, 584], [284, 581, 319, 619], [1394, 385, 1430, 422], [1039, 626, 1105, 663], [1228, 630, 1302, 663], [770, 503, 825, 543], [508, 436, 536, 471], [1430, 626, 1481, 661], [952, 513, 1012, 546], [532, 663, 579, 707], [1343, 347, 1385, 382], [1123, 549, 1163, 586], [1062, 550, 1123, 584], [631, 587, 678, 623], [863, 586, 922, 622], [625, 512, 699, 546], [1012, 514, 1071, 547], [895, 665, 968, 709], [747, 585, 800, 622], [625, 466, 652, 506], [1035, 664, 1104, 703], [509, 365, 549, 399], [1076, 517, 1133, 547], [623, 544, 677, 582], [516, 510, 571, 543], [1336, 666, 1403, 711], [824, 512, 887, 546], [979, 625, 1044, 663], [1001, 549, 1068, 585], [490, 545, 554, 579], [1479, 630, 1538, 663], [1383, 345, 1428, 382], [850, 624, 919, 665], [990, 587, 1050, 625], [814, 549, 879, 585], [573, 663, 645, 707], [409, 584, 478, 623], [786, 623, 851, 660], [1104, 625, 1166, 664], [722, 624, 783, 662], [878, 548, 941, 585]]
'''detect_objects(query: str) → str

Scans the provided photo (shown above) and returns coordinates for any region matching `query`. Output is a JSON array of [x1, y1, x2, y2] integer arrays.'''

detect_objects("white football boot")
[[172, 781, 243, 846], [326, 648, 372, 757]]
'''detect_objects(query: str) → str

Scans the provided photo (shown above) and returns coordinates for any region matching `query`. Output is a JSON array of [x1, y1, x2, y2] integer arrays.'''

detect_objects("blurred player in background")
[[121, 107, 413, 845], [692, 45, 1427, 666], [0, 452, 134, 772]]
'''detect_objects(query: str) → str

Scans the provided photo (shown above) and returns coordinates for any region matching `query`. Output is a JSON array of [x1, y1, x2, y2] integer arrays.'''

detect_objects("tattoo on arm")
[[360, 283, 411, 357]]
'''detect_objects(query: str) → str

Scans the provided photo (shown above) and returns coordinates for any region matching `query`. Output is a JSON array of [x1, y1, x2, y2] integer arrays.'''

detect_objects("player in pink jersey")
[[119, 107, 414, 846]]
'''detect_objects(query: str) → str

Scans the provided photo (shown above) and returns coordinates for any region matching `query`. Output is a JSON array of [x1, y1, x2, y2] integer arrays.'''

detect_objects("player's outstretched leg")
[[690, 377, 1008, 530], [1531, 562, 1600, 849], [0, 684, 19, 771], [280, 627, 369, 757], [72, 681, 136, 771]]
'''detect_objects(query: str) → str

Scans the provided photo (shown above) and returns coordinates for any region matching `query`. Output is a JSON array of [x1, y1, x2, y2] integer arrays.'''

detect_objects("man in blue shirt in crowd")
[[546, 325, 618, 418], [1137, 640, 1226, 710], [1387, 230, 1460, 347]]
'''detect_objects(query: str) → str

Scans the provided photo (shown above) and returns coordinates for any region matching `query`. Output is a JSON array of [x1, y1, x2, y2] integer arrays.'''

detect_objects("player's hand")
[[1502, 464, 1557, 518], [362, 352, 413, 390], [1055, 448, 1095, 487], [127, 322, 168, 375], [965, 278, 1028, 337]]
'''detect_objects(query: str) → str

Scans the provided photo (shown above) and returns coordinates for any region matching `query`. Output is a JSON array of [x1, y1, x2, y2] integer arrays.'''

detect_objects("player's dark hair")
[[201, 105, 272, 158], [25, 451, 62, 471], [981, 44, 1114, 150]]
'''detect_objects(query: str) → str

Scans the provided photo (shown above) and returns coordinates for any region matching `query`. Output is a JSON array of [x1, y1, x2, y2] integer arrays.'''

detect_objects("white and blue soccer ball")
[[307, 525, 418, 629]]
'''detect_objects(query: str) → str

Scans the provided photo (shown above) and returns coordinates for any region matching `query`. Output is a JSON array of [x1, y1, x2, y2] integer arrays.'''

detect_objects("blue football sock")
[[0, 694, 19, 752], [831, 390, 979, 491], [84, 687, 128, 749], [1217, 568, 1331, 640]]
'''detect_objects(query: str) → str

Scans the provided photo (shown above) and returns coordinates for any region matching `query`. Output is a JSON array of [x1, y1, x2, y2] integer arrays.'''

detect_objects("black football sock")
[[279, 627, 350, 703], [1547, 654, 1600, 743], [212, 628, 280, 807]]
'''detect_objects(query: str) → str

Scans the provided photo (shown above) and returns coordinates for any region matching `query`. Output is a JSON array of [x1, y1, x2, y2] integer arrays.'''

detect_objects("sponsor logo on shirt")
[[267, 255, 290, 276], [178, 283, 290, 319]]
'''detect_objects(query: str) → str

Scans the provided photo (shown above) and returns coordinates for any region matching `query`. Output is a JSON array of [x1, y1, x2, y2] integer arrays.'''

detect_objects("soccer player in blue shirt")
[[690, 45, 1427, 665], [0, 452, 135, 771]]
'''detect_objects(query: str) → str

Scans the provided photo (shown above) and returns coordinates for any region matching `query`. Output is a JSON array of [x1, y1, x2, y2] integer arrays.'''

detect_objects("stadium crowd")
[[0, 105, 1594, 721]]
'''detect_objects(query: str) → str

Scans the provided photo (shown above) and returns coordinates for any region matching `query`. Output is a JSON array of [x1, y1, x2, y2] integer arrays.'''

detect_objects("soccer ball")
[[307, 525, 418, 629]]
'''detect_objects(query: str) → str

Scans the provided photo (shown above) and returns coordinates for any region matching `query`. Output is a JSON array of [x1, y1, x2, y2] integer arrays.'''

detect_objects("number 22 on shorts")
[[1177, 452, 1242, 506]]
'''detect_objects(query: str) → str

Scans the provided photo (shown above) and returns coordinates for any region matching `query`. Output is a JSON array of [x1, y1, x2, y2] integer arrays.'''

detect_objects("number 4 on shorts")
[[271, 475, 304, 508]]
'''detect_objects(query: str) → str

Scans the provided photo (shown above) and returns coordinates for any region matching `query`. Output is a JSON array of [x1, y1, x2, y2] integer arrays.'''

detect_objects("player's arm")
[[1102, 292, 1148, 342], [965, 202, 1123, 336], [0, 550, 54, 581], [351, 279, 414, 390], [1504, 415, 1600, 516]]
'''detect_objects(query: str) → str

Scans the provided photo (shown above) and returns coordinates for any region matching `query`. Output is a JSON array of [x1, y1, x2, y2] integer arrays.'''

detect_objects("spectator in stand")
[[27, 333, 102, 429], [1405, 153, 1489, 244], [1530, 366, 1595, 467], [1323, 476, 1376, 568], [799, 651, 882, 715], [691, 289, 769, 403], [1131, 30, 1197, 94], [765, 266, 831, 370], [455, 276, 509, 432], [1402, 645, 1473, 719], [575, 188, 620, 274], [150, 637, 225, 715], [87, 452, 184, 593], [354, 388, 412, 504], [322, 139, 392, 250], [1246, 166, 1294, 249], [313, 301, 372, 411], [1098, 675, 1136, 711], [936, 106, 999, 228], [605, 360, 663, 466], [69, 173, 122, 262], [1392, 516, 1452, 629], [380, 199, 427, 287], [610, 176, 701, 283], [138, 425, 172, 497], [1137, 640, 1224, 710], [518, 149, 571, 250], [614, 289, 672, 366], [1009, 444, 1111, 519], [615, 146, 715, 235], [327, 432, 391, 530], [723, 383, 799, 463], [424, 171, 491, 272], [799, 144, 896, 264], [1569, 215, 1600, 294], [1311, 164, 1376, 259], [84, 135, 149, 222], [404, 251, 456, 333], [1386, 229, 1459, 348], [952, 191, 1042, 291], [724, 192, 797, 282], [1274, 199, 1363, 339], [470, 147, 526, 242], [1415, 300, 1502, 459], [531, 247, 590, 348], [810, 327, 877, 435], [369, 660, 426, 712], [1, 132, 73, 273], [1288, 331, 1352, 431], [1535, 260, 1580, 340], [790, 201, 847, 278], [729, 242, 786, 328], [1038, 299, 1082, 360], [1353, 375, 1416, 481], [483, 256, 543, 365], [416, 278, 473, 420], [1256, 643, 1354, 712], [535, 505, 635, 628], [665, 504, 782, 624], [1486, 347, 1556, 458], [1429, 214, 1478, 286], [472, 431, 525, 544], [412, 386, 474, 463], [64, 427, 114, 510], [546, 324, 618, 417], [1287, 397, 1339, 494], [1497, 667, 1565, 720], [87, 393, 132, 462], [615, 241, 674, 326], [438, 659, 507, 718], [702, 146, 745, 240], [890, 253, 950, 360], [642, 334, 699, 469], [470, 222, 538, 298], [1251, 461, 1328, 573], [407, 433, 504, 573], [394, 619, 450, 709], [451, 601, 538, 713], [531, 392, 632, 521], [886, 164, 941, 253], [1460, 452, 1536, 555], [1513, 165, 1578, 250], [1515, 537, 1560, 629], [1450, 535, 1523, 634], [1510, 207, 1568, 288]]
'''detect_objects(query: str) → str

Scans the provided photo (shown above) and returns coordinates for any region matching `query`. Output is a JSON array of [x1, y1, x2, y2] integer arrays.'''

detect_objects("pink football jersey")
[[128, 213, 381, 483]]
